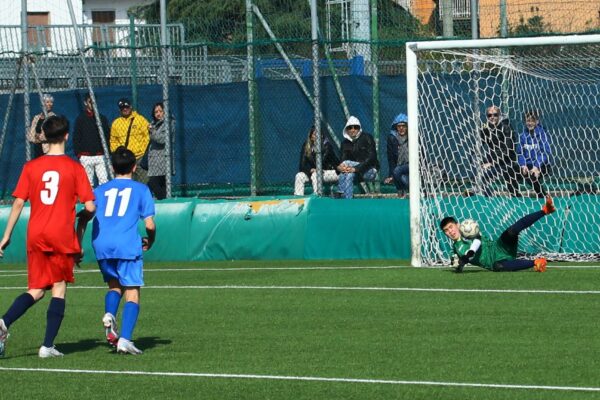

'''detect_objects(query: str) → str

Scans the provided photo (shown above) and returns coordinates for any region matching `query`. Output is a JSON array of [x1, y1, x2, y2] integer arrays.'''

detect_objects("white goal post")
[[406, 34, 600, 267]]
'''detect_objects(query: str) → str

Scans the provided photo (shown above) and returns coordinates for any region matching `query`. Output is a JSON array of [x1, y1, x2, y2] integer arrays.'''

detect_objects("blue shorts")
[[98, 258, 144, 287]]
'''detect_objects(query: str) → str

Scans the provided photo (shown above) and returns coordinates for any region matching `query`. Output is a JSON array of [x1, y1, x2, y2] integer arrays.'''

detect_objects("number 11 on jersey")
[[104, 187, 132, 217]]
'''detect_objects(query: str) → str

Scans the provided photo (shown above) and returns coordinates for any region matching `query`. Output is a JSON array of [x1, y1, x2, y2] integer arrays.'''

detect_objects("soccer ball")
[[459, 218, 480, 239]]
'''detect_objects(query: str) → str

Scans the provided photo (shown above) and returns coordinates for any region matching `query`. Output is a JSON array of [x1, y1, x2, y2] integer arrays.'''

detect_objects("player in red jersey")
[[0, 115, 95, 358]]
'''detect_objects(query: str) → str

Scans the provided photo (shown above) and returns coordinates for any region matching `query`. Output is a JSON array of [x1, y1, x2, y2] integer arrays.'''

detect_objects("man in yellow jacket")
[[110, 98, 150, 182]]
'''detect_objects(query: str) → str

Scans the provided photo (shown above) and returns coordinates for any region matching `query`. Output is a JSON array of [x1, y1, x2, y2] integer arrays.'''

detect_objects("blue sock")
[[2, 293, 35, 328], [120, 302, 139, 340], [105, 290, 122, 317], [43, 297, 65, 348]]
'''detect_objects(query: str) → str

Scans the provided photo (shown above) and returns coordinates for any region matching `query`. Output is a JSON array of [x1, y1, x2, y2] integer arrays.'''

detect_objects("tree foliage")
[[132, 0, 431, 51]]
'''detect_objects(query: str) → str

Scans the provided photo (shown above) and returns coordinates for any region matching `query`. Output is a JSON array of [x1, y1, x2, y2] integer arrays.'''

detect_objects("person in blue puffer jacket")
[[517, 111, 552, 198], [383, 113, 409, 197]]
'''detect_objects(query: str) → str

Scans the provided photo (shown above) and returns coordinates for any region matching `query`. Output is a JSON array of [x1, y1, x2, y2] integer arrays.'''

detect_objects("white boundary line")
[[0, 366, 598, 392], [0, 264, 598, 276], [1, 285, 600, 294], [0, 266, 409, 274], [0, 265, 599, 276]]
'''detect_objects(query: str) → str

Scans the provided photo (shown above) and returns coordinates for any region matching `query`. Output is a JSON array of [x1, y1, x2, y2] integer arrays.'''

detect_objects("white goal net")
[[407, 35, 600, 266]]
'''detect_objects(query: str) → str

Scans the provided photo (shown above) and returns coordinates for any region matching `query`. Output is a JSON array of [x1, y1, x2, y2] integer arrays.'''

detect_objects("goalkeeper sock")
[[105, 290, 122, 317], [506, 211, 545, 235], [494, 260, 534, 271]]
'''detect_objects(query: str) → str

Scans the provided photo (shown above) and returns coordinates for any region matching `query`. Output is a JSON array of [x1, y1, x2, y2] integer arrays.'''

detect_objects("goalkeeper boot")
[[533, 257, 547, 273], [102, 312, 119, 347], [117, 338, 143, 355], [0, 318, 8, 358], [542, 196, 556, 215]]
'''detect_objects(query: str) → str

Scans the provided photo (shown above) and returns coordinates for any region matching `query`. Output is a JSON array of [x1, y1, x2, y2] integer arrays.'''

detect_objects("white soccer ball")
[[459, 218, 480, 239]]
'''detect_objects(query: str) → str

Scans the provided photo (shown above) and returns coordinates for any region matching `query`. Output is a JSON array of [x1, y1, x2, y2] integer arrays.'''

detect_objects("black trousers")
[[148, 176, 166, 200]]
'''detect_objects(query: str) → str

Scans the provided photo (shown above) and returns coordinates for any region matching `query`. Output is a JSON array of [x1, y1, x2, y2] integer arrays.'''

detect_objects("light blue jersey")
[[92, 178, 155, 260]]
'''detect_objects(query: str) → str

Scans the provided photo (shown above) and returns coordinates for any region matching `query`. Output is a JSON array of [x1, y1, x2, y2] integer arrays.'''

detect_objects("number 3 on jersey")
[[41, 171, 60, 205], [104, 187, 132, 217]]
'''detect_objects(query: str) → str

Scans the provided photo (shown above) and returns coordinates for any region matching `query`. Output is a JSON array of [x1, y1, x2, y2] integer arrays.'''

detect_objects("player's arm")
[[76, 201, 96, 235], [456, 238, 481, 270], [0, 198, 26, 257], [142, 216, 156, 251], [75, 200, 96, 259]]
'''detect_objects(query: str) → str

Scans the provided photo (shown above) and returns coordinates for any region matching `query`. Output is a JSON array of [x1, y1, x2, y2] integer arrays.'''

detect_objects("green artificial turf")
[[1, 260, 600, 399]]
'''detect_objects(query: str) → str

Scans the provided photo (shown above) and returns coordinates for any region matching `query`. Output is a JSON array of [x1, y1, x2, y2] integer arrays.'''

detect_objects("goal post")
[[407, 34, 600, 267]]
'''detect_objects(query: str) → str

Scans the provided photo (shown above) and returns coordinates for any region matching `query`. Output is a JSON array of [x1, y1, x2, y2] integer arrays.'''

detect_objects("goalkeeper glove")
[[456, 250, 475, 273]]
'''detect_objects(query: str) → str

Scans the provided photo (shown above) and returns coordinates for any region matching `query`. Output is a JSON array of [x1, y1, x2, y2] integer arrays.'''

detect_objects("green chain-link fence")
[[0, 0, 598, 199]]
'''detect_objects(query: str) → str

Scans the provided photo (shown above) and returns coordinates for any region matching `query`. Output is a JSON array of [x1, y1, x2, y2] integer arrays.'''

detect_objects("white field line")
[[0, 366, 598, 392], [1, 285, 600, 295], [0, 266, 409, 275], [0, 264, 598, 276]]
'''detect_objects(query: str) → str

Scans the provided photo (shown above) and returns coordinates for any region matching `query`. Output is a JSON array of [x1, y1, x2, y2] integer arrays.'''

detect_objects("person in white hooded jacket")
[[335, 116, 379, 198]]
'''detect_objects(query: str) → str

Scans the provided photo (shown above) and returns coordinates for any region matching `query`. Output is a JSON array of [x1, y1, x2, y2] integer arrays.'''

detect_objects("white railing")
[[438, 0, 472, 19]]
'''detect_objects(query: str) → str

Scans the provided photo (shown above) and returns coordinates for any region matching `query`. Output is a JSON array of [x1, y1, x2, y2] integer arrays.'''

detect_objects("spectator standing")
[[335, 116, 379, 199], [478, 106, 520, 196], [27, 93, 56, 158], [73, 93, 110, 187], [294, 126, 340, 196], [148, 102, 175, 200], [517, 111, 552, 198], [109, 98, 150, 183], [383, 113, 409, 197], [0, 115, 95, 358]]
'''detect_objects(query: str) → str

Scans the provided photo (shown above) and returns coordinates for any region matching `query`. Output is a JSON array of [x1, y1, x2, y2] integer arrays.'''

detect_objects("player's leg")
[[39, 281, 67, 358], [500, 196, 555, 244], [117, 287, 142, 355], [0, 290, 40, 357], [116, 259, 144, 355], [103, 279, 122, 347], [98, 260, 123, 346], [493, 259, 534, 271], [493, 258, 546, 272]]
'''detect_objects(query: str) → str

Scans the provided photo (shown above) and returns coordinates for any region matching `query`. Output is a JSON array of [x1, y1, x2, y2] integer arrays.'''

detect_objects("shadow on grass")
[[57, 336, 172, 354], [59, 338, 106, 354], [136, 336, 172, 351], [448, 269, 485, 274]]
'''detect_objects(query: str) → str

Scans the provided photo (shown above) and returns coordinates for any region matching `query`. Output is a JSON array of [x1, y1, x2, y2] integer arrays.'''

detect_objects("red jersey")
[[13, 154, 94, 254]]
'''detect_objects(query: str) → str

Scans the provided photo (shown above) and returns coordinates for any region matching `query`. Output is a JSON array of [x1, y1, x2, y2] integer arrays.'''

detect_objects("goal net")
[[407, 34, 600, 267]]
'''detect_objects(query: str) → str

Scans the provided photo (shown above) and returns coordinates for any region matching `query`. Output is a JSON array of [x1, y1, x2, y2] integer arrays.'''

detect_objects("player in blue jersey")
[[440, 196, 555, 273], [78, 146, 155, 354]]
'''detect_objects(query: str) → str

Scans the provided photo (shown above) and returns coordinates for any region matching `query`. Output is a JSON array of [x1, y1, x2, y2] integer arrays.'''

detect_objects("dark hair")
[[42, 115, 69, 143], [440, 216, 457, 230], [525, 110, 539, 121], [111, 146, 136, 175], [152, 102, 164, 122]]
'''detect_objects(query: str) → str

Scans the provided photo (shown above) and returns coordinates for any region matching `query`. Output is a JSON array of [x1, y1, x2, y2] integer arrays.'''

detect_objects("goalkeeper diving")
[[440, 196, 556, 272]]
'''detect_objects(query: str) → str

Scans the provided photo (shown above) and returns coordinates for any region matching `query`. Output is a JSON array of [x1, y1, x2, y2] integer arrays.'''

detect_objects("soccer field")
[[1, 260, 600, 399]]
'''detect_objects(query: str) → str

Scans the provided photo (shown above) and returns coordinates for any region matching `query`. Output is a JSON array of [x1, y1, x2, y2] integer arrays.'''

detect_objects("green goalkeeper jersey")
[[453, 234, 517, 270]]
